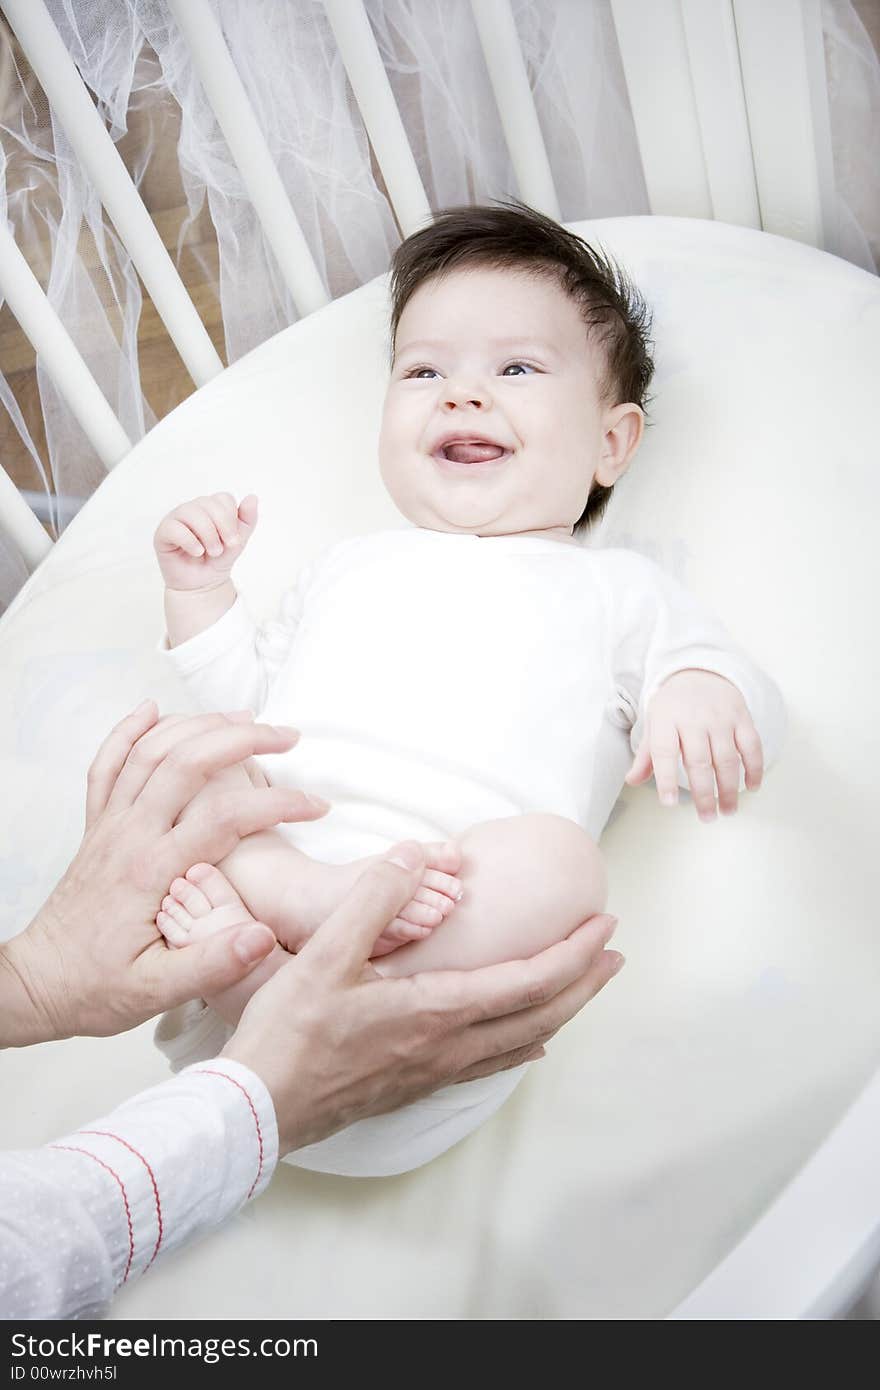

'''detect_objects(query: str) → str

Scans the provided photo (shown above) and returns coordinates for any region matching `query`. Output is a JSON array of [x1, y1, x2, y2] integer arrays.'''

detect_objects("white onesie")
[[156, 529, 786, 1174]]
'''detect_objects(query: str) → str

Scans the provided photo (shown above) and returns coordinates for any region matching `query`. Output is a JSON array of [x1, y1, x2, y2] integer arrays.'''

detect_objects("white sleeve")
[[158, 577, 309, 716], [0, 1059, 278, 1320], [598, 550, 787, 789]]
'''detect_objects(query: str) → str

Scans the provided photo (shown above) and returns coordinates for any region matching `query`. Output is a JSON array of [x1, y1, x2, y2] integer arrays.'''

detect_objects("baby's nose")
[[443, 382, 490, 410]]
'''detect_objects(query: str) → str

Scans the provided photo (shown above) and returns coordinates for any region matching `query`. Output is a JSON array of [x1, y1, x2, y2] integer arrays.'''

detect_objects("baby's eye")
[[404, 366, 440, 380], [501, 361, 537, 376]]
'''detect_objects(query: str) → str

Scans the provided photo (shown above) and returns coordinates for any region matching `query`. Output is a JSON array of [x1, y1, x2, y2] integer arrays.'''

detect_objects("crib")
[[1, 0, 879, 1320]]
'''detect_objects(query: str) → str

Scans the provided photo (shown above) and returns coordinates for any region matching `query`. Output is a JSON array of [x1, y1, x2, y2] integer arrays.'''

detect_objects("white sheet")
[[1, 216, 878, 1319]]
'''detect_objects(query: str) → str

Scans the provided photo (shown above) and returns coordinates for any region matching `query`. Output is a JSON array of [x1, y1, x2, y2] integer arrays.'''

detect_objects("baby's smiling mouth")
[[432, 434, 512, 466]]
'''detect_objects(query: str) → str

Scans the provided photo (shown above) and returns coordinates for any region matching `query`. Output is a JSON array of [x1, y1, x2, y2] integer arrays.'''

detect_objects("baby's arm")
[[154, 491, 258, 648], [602, 550, 787, 819]]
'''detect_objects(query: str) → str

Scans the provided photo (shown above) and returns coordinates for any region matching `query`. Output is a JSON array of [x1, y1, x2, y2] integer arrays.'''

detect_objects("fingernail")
[[386, 841, 423, 871], [304, 794, 331, 813], [271, 724, 300, 739], [604, 915, 618, 938], [661, 791, 678, 806], [608, 951, 626, 974], [234, 924, 273, 965], [133, 698, 155, 716]]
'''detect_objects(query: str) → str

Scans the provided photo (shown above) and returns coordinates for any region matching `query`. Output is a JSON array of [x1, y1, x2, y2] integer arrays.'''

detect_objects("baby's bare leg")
[[158, 760, 462, 1022], [376, 814, 607, 980]]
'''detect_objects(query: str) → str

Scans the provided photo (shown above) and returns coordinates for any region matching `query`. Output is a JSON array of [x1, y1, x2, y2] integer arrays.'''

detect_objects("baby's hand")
[[154, 492, 258, 591], [624, 668, 764, 822]]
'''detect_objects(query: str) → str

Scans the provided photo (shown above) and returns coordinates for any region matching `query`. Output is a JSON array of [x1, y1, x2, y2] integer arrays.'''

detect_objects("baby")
[[153, 203, 785, 1176]]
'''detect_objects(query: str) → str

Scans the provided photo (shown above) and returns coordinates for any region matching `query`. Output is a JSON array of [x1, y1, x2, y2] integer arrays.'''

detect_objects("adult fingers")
[[451, 1043, 546, 1085], [422, 912, 619, 1028], [104, 710, 259, 812], [145, 921, 278, 1013], [131, 721, 301, 831], [84, 699, 160, 828], [299, 842, 426, 979], [460, 946, 625, 1066], [157, 785, 330, 887]]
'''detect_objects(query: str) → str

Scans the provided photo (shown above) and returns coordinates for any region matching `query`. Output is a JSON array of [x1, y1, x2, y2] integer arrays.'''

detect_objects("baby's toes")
[[414, 885, 459, 919], [388, 918, 433, 942], [184, 862, 247, 911], [168, 877, 212, 918], [423, 840, 462, 875], [398, 899, 444, 929], [421, 869, 463, 905], [156, 901, 193, 949]]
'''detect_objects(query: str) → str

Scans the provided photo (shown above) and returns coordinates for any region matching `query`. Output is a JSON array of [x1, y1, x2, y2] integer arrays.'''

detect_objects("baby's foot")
[[157, 841, 463, 962], [274, 839, 464, 958], [157, 863, 261, 948], [365, 840, 464, 957]]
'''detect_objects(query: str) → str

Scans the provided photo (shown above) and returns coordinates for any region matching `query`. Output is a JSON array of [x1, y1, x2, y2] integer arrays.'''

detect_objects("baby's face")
[[380, 265, 641, 539]]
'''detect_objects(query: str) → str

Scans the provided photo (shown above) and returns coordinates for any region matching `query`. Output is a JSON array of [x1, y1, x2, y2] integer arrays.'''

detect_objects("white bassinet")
[[1, 214, 879, 1320]]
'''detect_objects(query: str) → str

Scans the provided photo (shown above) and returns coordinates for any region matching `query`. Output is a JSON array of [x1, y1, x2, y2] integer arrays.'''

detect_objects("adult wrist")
[[220, 1036, 317, 1157], [0, 916, 68, 1047]]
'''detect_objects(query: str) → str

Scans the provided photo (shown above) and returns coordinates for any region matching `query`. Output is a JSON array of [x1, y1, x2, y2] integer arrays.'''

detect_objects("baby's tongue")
[[444, 440, 505, 464]]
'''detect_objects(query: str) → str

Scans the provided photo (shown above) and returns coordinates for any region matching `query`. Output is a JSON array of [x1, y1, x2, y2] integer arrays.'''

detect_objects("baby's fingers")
[[171, 501, 224, 557], [708, 729, 742, 815], [679, 727, 717, 821], [237, 494, 259, 538], [199, 494, 241, 553], [648, 727, 682, 807], [157, 518, 206, 559], [735, 720, 764, 791]]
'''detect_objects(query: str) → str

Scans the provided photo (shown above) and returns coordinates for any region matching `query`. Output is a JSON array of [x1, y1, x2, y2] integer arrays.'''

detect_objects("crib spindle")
[[609, 0, 714, 219], [166, 0, 330, 318], [469, 0, 561, 222], [680, 0, 761, 229], [322, 0, 431, 237], [1, 0, 223, 389], [732, 0, 835, 251], [0, 223, 133, 567]]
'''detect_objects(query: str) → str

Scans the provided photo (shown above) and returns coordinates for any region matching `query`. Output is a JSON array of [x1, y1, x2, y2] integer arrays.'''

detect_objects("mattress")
[[1, 215, 878, 1319]]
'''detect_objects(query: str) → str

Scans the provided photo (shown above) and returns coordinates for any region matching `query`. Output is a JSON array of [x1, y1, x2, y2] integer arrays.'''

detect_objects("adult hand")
[[224, 842, 623, 1155], [0, 700, 329, 1046]]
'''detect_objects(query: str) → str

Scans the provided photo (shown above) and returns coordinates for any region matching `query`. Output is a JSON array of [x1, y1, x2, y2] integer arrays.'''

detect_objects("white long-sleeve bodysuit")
[[158, 530, 786, 1175]]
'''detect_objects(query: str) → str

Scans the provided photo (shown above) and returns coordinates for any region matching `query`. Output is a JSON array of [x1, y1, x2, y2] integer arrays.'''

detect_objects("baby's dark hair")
[[389, 200, 654, 532]]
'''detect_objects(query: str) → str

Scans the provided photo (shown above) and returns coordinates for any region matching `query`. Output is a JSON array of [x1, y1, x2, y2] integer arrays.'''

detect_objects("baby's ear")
[[595, 403, 643, 487]]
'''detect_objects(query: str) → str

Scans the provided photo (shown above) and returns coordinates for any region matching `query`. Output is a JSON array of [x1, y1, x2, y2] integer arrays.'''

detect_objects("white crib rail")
[[669, 1066, 880, 1320], [733, 0, 836, 250], [0, 221, 132, 566], [2, 0, 223, 389], [322, 0, 431, 236], [470, 0, 561, 220], [166, 0, 329, 316]]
